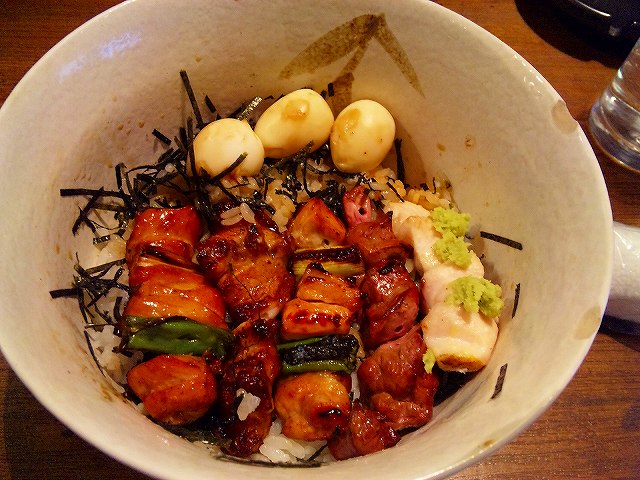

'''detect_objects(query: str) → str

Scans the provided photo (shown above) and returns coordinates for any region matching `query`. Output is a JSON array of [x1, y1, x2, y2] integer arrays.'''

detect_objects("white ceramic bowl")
[[0, 1, 614, 479]]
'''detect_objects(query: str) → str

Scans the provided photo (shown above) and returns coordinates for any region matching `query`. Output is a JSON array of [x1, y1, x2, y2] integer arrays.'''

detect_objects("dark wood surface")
[[1, 1, 639, 479]]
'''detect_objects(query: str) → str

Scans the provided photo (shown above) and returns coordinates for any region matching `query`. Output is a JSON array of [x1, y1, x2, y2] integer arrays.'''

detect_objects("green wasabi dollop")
[[433, 231, 472, 268], [445, 276, 504, 318], [422, 348, 436, 374], [431, 206, 470, 237]]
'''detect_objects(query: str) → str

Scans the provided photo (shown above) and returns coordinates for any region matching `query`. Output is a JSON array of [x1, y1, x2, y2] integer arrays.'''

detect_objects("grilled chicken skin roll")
[[126, 206, 203, 269], [125, 256, 227, 329]]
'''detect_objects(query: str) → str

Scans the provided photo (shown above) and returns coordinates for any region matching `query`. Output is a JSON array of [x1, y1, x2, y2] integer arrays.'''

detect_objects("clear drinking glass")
[[589, 37, 640, 173]]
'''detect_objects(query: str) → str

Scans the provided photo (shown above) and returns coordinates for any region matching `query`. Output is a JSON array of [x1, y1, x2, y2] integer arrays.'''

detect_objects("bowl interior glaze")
[[0, 1, 612, 479]]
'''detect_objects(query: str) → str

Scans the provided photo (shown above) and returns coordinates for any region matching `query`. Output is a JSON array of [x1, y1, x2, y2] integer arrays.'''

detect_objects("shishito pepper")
[[123, 316, 234, 357], [277, 334, 360, 375]]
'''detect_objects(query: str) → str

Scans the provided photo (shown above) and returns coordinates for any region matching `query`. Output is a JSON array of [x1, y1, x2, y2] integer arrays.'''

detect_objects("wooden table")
[[1, 1, 639, 479]]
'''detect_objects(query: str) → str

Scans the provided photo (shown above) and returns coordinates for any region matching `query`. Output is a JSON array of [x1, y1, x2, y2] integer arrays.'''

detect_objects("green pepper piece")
[[125, 316, 234, 357], [277, 334, 360, 375], [125, 315, 161, 333]]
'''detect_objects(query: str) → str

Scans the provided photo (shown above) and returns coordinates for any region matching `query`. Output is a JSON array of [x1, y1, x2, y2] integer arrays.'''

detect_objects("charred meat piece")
[[327, 400, 400, 460], [124, 256, 227, 330], [358, 326, 439, 431], [342, 185, 374, 228], [274, 371, 352, 441], [280, 264, 362, 341], [280, 298, 352, 341], [369, 392, 431, 431], [217, 318, 282, 458], [295, 264, 363, 312], [128, 255, 199, 288], [346, 215, 411, 268], [196, 219, 295, 326], [360, 261, 420, 350], [126, 206, 203, 269], [288, 197, 347, 249], [358, 326, 425, 398], [127, 354, 217, 425]]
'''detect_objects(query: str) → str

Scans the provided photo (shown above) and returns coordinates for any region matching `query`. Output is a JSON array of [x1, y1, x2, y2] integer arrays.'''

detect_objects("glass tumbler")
[[589, 37, 640, 173]]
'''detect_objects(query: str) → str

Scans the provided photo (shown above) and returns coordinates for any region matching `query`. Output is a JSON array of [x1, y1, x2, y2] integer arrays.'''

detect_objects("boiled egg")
[[254, 89, 334, 158], [330, 99, 396, 173], [193, 118, 264, 177]]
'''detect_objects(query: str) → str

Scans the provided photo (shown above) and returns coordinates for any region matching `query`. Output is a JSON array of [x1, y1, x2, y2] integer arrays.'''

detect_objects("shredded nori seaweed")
[[480, 231, 523, 250], [512, 283, 521, 318], [50, 257, 128, 328], [84, 330, 106, 377], [179, 70, 204, 128], [204, 95, 217, 116], [217, 454, 322, 468], [491, 363, 508, 399], [235, 96, 263, 121], [151, 128, 172, 145], [394, 138, 405, 183], [260, 141, 366, 219]]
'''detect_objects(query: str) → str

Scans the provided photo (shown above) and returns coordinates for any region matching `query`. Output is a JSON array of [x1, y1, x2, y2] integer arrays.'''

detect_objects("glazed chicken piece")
[[346, 215, 411, 268], [295, 264, 363, 312], [196, 216, 295, 326], [359, 261, 420, 350], [280, 298, 353, 341], [217, 318, 282, 458], [124, 256, 227, 330], [128, 255, 200, 288], [274, 371, 352, 441], [327, 400, 400, 460], [358, 326, 439, 431], [280, 264, 363, 340], [288, 197, 347, 249], [126, 206, 203, 269], [127, 354, 217, 425]]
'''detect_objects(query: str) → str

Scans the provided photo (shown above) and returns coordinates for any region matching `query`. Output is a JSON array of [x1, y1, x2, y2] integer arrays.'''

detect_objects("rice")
[[220, 206, 242, 225], [89, 325, 143, 385], [404, 185, 452, 210], [90, 233, 127, 266], [220, 206, 241, 219], [257, 418, 328, 463], [239, 202, 255, 223], [236, 389, 261, 421], [205, 158, 452, 235]]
